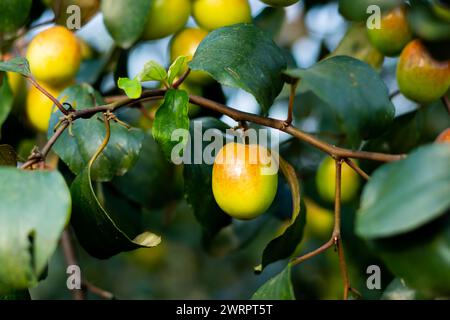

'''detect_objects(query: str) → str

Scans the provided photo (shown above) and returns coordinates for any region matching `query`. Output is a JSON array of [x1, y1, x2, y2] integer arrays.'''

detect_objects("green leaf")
[[168, 56, 187, 85], [138, 60, 168, 82], [0, 57, 31, 76], [0, 168, 71, 294], [254, 6, 286, 39], [257, 157, 306, 272], [285, 56, 395, 146], [0, 144, 17, 166], [48, 84, 144, 182], [112, 134, 175, 209], [152, 89, 189, 160], [101, 0, 151, 48], [190, 24, 287, 113], [0, 74, 13, 137], [70, 164, 161, 260], [357, 144, 450, 239], [0, 0, 32, 34], [251, 265, 295, 300], [330, 23, 384, 70], [183, 117, 232, 243], [118, 77, 142, 99], [370, 215, 450, 297]]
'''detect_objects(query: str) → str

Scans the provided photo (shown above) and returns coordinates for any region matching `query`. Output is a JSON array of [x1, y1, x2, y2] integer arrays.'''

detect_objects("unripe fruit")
[[304, 198, 334, 238], [367, 7, 412, 57], [26, 26, 81, 87], [397, 40, 450, 104], [6, 71, 24, 96], [192, 0, 252, 31], [170, 28, 211, 84], [142, 0, 191, 40], [26, 84, 62, 132], [259, 0, 299, 7], [436, 128, 450, 143], [339, 0, 403, 22], [316, 157, 360, 203], [212, 143, 278, 220]]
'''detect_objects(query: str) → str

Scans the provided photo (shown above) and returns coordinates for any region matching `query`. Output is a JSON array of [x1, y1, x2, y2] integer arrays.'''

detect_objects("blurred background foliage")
[[0, 0, 449, 299]]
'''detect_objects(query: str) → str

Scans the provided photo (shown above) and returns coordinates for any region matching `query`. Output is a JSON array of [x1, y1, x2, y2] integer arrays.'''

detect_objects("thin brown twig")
[[61, 229, 86, 300], [334, 159, 350, 300], [20, 121, 69, 169], [285, 80, 298, 125], [172, 68, 191, 89], [82, 282, 115, 300], [344, 158, 370, 181], [27, 77, 68, 115]]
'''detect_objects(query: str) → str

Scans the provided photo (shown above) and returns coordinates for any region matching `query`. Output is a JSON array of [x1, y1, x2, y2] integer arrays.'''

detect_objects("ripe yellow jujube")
[[170, 28, 211, 84], [142, 0, 191, 40], [26, 26, 81, 86], [26, 84, 62, 132], [192, 0, 252, 31], [212, 143, 278, 220]]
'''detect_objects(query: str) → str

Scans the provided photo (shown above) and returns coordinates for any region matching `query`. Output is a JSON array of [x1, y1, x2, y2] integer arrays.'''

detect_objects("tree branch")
[[61, 229, 86, 300], [344, 158, 370, 181], [27, 77, 68, 115]]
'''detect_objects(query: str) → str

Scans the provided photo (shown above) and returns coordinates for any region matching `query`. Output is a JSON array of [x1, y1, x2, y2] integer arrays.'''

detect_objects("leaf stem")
[[344, 158, 370, 181], [27, 76, 68, 115], [88, 112, 111, 168]]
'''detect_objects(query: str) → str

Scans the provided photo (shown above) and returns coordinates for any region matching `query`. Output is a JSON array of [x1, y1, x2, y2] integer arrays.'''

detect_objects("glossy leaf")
[[285, 56, 395, 146], [183, 117, 232, 243], [138, 60, 167, 82], [0, 75, 13, 137], [152, 89, 189, 160], [0, 145, 17, 166], [0, 57, 31, 77], [254, 6, 286, 39], [257, 157, 306, 272], [101, 0, 151, 48], [0, 168, 71, 294], [48, 84, 144, 182], [370, 215, 450, 297], [357, 144, 450, 239], [252, 265, 295, 300], [190, 24, 287, 113], [168, 56, 187, 85], [118, 77, 142, 99], [330, 23, 384, 70], [112, 134, 175, 209], [70, 166, 161, 259]]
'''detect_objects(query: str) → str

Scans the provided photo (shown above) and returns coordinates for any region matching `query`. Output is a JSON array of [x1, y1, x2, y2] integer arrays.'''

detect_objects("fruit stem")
[[27, 76, 69, 115]]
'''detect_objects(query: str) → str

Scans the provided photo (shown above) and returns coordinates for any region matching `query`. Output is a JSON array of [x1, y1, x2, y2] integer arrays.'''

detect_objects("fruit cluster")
[[340, 0, 450, 104]]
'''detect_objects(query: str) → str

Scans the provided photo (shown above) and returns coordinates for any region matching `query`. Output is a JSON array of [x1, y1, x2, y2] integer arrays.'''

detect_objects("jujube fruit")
[[192, 0, 252, 31], [142, 0, 191, 40], [26, 26, 81, 87], [367, 6, 412, 57], [316, 157, 360, 203], [397, 40, 450, 104], [169, 28, 211, 84], [212, 142, 278, 220], [26, 84, 63, 132]]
